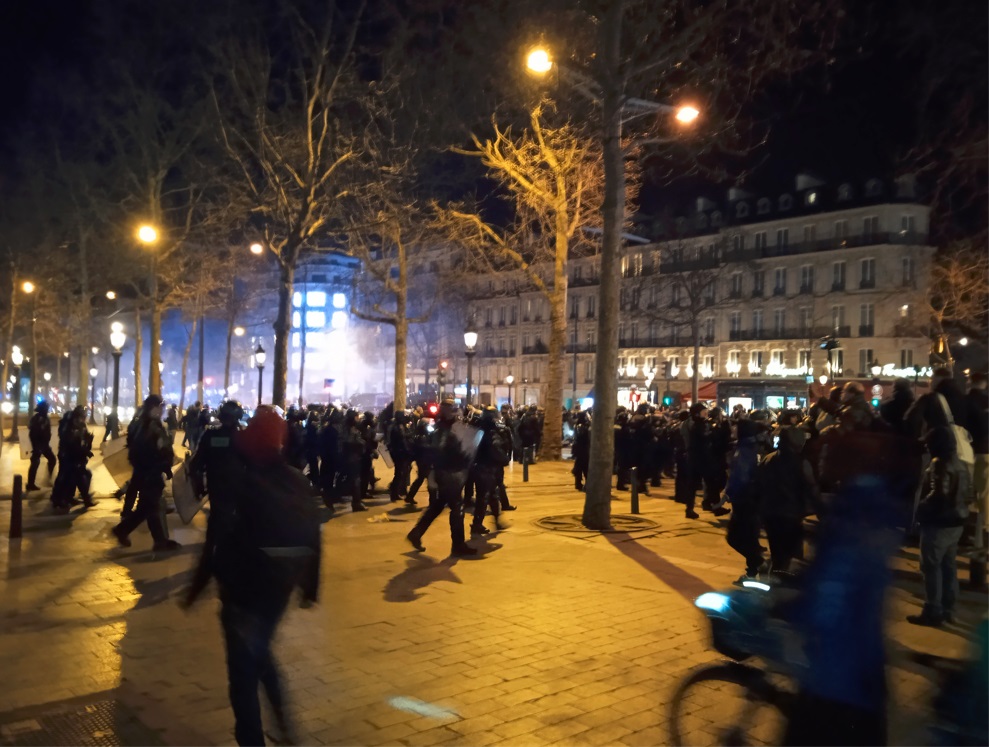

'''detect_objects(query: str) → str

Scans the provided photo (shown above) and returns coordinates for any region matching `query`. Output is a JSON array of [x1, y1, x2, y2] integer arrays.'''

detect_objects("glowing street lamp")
[[106, 290, 116, 300], [464, 323, 478, 407], [526, 47, 553, 74], [137, 224, 158, 244], [250, 243, 264, 255], [234, 326, 246, 337], [109, 322, 126, 435], [254, 344, 266, 407], [21, 281, 35, 294], [675, 106, 700, 124], [505, 373, 515, 407], [6, 346, 24, 441], [89, 367, 98, 424]]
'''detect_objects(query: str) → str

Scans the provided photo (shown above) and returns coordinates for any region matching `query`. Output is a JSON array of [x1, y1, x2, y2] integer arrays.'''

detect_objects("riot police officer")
[[26, 401, 56, 491]]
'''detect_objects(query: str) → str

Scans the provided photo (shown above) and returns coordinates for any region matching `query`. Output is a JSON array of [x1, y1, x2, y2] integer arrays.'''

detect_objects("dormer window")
[[696, 213, 708, 229], [805, 191, 818, 206], [675, 217, 687, 234], [838, 183, 853, 201], [865, 178, 883, 197], [736, 202, 750, 218], [757, 198, 771, 215], [779, 194, 793, 211], [711, 211, 723, 227]]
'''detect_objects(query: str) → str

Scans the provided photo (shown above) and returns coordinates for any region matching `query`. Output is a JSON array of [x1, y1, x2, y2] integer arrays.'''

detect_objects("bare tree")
[[438, 104, 605, 460], [925, 245, 989, 373], [212, 0, 367, 408]]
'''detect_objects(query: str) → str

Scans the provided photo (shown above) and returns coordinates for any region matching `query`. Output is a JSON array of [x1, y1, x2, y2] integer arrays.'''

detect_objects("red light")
[[427, 403, 439, 415]]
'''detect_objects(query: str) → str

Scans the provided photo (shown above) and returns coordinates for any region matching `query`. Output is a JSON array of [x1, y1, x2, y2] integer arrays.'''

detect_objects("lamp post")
[[89, 367, 98, 424], [464, 323, 478, 407], [137, 223, 163, 396], [63, 350, 71, 406], [110, 322, 126, 432], [254, 344, 266, 408], [506, 373, 514, 407], [6, 346, 24, 442], [523, 377, 529, 406], [43, 372, 51, 403], [22, 281, 38, 409]]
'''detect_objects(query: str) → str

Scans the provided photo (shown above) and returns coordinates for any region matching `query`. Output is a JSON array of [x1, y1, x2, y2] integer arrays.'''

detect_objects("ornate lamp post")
[[89, 367, 98, 424], [505, 373, 515, 407], [6, 346, 24, 442], [463, 322, 478, 407], [254, 344, 266, 408], [110, 322, 127, 431]]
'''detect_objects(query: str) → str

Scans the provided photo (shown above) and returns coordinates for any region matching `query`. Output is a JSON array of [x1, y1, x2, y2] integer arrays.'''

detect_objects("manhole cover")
[[534, 514, 660, 534], [0, 699, 164, 746]]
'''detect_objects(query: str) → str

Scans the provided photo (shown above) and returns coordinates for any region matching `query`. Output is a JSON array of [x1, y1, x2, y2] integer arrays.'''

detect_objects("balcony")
[[799, 284, 813, 294], [858, 324, 875, 337], [729, 290, 742, 299], [831, 282, 846, 292], [772, 286, 786, 297], [659, 231, 928, 274], [521, 342, 549, 355], [859, 279, 876, 289], [751, 289, 764, 298], [834, 325, 851, 337]]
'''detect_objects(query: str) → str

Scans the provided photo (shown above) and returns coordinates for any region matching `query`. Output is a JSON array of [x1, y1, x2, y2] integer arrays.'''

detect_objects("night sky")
[[1, 0, 985, 231]]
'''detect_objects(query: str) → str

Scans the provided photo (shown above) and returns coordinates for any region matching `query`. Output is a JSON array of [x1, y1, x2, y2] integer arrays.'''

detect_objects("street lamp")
[[106, 290, 116, 300], [250, 242, 264, 255], [234, 326, 245, 337], [870, 361, 882, 377], [43, 372, 51, 402], [464, 323, 478, 407], [505, 373, 515, 406], [137, 225, 158, 244], [6, 346, 24, 442], [110, 322, 126, 434], [254, 344, 266, 408], [21, 280, 38, 409], [89, 367, 98, 424]]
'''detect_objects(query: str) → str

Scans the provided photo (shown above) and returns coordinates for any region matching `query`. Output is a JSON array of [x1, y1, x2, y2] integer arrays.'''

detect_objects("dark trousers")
[[407, 462, 429, 502], [27, 444, 56, 486], [764, 515, 804, 574], [572, 457, 588, 489], [703, 465, 727, 507], [919, 524, 964, 618], [726, 502, 764, 575], [683, 464, 704, 512], [220, 595, 291, 746], [409, 473, 466, 550], [471, 470, 501, 528], [390, 458, 411, 499], [115, 472, 167, 545], [306, 454, 320, 486]]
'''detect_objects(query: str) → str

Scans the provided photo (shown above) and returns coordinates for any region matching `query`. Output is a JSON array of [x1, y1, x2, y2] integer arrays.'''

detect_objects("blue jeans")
[[919, 524, 964, 618]]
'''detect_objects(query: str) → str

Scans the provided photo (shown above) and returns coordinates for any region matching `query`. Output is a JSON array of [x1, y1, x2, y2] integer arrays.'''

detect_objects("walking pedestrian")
[[26, 401, 56, 491]]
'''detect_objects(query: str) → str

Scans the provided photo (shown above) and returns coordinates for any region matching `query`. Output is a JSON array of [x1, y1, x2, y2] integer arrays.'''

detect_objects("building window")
[[733, 235, 744, 252], [510, 306, 518, 324], [798, 350, 811, 369], [900, 349, 914, 368], [736, 202, 749, 218], [773, 267, 787, 295], [774, 309, 786, 336], [671, 285, 682, 305], [832, 305, 845, 332], [485, 308, 494, 327], [730, 273, 743, 297], [752, 270, 765, 296], [757, 198, 771, 215], [779, 194, 793, 211], [573, 264, 583, 281], [584, 360, 594, 382], [649, 285, 660, 307], [900, 303, 910, 318], [307, 291, 327, 308], [860, 258, 876, 288], [752, 310, 764, 335], [730, 311, 742, 335], [902, 256, 915, 286], [800, 307, 812, 333], [728, 350, 740, 367], [332, 292, 347, 309], [750, 350, 764, 371], [859, 303, 874, 335], [586, 296, 595, 318], [771, 350, 784, 366], [832, 261, 846, 290], [835, 219, 849, 241], [800, 265, 814, 292], [803, 224, 817, 243], [703, 318, 715, 341], [901, 214, 916, 234], [838, 184, 853, 201], [629, 322, 638, 345], [859, 348, 875, 375], [832, 349, 844, 374], [863, 215, 879, 238], [754, 231, 768, 249], [776, 228, 789, 248]]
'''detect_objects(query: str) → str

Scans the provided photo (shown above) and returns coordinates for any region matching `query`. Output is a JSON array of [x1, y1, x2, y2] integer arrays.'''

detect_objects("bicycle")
[[668, 580, 802, 746]]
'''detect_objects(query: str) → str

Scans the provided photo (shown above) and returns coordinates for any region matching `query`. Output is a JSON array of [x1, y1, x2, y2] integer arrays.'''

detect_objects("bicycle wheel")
[[668, 662, 788, 746]]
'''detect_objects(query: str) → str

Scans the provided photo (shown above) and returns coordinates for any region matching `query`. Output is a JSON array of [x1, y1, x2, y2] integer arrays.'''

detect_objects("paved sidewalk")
[[0, 445, 983, 745]]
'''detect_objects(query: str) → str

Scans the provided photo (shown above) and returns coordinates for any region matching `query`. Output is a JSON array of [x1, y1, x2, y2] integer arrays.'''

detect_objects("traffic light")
[[662, 395, 673, 406], [427, 402, 439, 417], [436, 361, 448, 387], [662, 361, 671, 379], [871, 397, 880, 408]]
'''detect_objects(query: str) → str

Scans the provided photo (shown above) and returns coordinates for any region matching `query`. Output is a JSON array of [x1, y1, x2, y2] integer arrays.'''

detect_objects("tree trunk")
[[180, 318, 197, 412], [298, 280, 307, 407], [394, 317, 408, 411], [224, 316, 234, 399], [133, 308, 143, 408], [1, 271, 16, 441], [78, 348, 90, 420], [271, 263, 293, 409], [149, 260, 161, 396], [692, 321, 700, 403], [583, 0, 624, 531], [197, 313, 205, 404]]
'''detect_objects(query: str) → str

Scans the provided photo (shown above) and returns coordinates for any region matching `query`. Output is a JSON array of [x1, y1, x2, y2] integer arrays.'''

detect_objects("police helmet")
[[218, 400, 244, 426]]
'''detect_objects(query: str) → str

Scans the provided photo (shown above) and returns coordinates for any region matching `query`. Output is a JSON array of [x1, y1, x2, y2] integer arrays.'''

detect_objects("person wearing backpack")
[[908, 426, 972, 627], [470, 407, 510, 536], [183, 405, 320, 746], [111, 395, 177, 551]]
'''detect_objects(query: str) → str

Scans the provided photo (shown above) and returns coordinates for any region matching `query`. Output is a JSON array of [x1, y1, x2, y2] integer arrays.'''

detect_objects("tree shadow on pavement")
[[604, 531, 713, 603], [384, 556, 462, 603]]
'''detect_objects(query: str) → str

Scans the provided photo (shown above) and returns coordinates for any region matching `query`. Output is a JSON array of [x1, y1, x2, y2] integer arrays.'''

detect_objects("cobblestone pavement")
[[0, 439, 983, 745]]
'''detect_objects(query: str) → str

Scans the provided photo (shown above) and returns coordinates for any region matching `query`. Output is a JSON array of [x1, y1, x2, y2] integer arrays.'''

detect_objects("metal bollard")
[[9, 475, 23, 539], [522, 447, 529, 483], [630, 467, 639, 515]]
